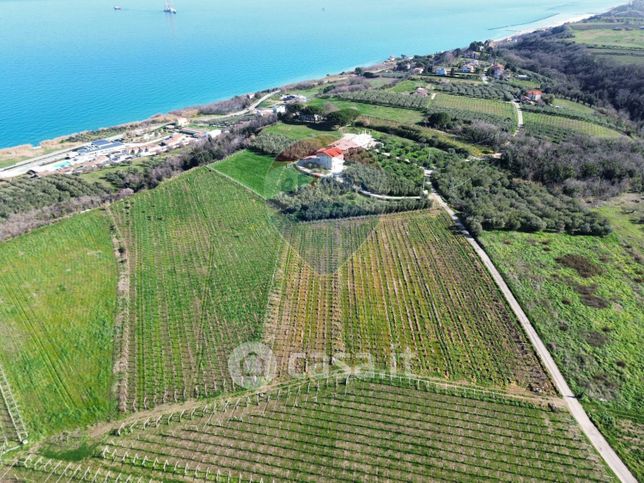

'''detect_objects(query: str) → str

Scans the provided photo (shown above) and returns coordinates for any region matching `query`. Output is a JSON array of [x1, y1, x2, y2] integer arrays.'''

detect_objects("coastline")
[[492, 4, 624, 42], [0, 2, 626, 157]]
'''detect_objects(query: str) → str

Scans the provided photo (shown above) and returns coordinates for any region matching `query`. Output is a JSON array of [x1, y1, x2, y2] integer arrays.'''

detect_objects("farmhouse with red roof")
[[296, 133, 376, 176]]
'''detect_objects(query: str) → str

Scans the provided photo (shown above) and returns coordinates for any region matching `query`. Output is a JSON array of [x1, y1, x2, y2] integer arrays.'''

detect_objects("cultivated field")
[[264, 210, 551, 391], [0, 366, 25, 452], [0, 213, 118, 437], [523, 112, 623, 141], [111, 168, 283, 411], [2, 375, 613, 482], [428, 93, 517, 129]]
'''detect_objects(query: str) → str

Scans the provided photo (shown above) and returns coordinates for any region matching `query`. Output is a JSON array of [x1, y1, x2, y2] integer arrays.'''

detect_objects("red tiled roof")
[[318, 147, 344, 158], [527, 90, 543, 95]]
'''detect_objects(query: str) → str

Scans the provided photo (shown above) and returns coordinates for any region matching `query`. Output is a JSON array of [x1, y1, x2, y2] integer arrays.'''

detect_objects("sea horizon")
[[0, 0, 625, 150]]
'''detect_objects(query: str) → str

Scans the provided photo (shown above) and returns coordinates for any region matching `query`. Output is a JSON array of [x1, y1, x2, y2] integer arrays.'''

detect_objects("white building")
[[297, 133, 376, 176]]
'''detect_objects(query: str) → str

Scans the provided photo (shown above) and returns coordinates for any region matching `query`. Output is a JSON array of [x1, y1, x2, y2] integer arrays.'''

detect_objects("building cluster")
[[26, 121, 221, 177]]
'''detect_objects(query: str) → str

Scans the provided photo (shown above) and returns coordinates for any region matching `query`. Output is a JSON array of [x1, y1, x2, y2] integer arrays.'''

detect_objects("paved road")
[[432, 193, 636, 483], [201, 91, 280, 120]]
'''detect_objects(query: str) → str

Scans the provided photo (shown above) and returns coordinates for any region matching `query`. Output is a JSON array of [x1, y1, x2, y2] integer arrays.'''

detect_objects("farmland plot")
[[264, 218, 378, 375], [112, 168, 283, 411], [0, 212, 118, 436], [7, 376, 612, 482], [0, 390, 18, 451], [265, 210, 551, 391], [523, 112, 622, 142], [429, 93, 518, 130]]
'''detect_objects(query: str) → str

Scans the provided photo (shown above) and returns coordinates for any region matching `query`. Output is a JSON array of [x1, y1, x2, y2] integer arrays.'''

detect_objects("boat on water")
[[113, 5, 122, 10], [163, 0, 177, 14]]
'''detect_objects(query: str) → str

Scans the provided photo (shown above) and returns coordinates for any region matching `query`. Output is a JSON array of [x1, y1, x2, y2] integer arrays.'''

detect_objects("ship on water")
[[163, 0, 177, 14]]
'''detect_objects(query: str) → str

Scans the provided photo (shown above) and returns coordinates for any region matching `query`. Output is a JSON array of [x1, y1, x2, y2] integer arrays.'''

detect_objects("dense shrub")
[[0, 175, 107, 220], [343, 163, 424, 197], [250, 132, 294, 156], [431, 157, 612, 236], [500, 135, 644, 197], [277, 138, 326, 162]]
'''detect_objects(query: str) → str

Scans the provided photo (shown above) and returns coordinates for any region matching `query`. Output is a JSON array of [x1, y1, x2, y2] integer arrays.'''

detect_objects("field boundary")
[[102, 370, 560, 439], [432, 193, 636, 483], [106, 206, 132, 413], [206, 159, 268, 201], [0, 364, 28, 448]]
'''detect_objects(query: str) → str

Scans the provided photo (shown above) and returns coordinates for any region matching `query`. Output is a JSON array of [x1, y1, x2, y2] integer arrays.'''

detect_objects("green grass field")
[[261, 122, 341, 142], [523, 111, 623, 141], [3, 376, 613, 481], [0, 212, 118, 437], [552, 98, 596, 116], [309, 98, 424, 124], [387, 79, 431, 93], [573, 28, 644, 49], [212, 150, 311, 199], [111, 168, 283, 411], [509, 78, 542, 89], [481, 221, 643, 479]]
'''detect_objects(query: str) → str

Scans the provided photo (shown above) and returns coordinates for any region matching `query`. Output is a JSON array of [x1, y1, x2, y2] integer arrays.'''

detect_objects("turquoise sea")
[[0, 0, 624, 148]]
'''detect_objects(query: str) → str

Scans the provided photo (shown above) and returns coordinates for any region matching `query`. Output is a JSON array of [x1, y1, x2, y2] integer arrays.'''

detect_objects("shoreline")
[[0, 3, 626, 157], [492, 10, 614, 42]]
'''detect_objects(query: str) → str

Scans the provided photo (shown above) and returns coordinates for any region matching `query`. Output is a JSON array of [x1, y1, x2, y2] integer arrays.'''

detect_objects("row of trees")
[[272, 177, 430, 222], [249, 132, 294, 156], [433, 82, 520, 102]]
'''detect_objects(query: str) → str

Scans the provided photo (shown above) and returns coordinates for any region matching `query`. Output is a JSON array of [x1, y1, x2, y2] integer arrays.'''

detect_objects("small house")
[[491, 63, 505, 79], [301, 147, 345, 175], [434, 66, 448, 76], [526, 89, 543, 102]]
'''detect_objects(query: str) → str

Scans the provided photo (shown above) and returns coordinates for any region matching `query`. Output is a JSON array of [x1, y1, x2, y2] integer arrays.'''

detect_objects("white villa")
[[297, 133, 377, 176]]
